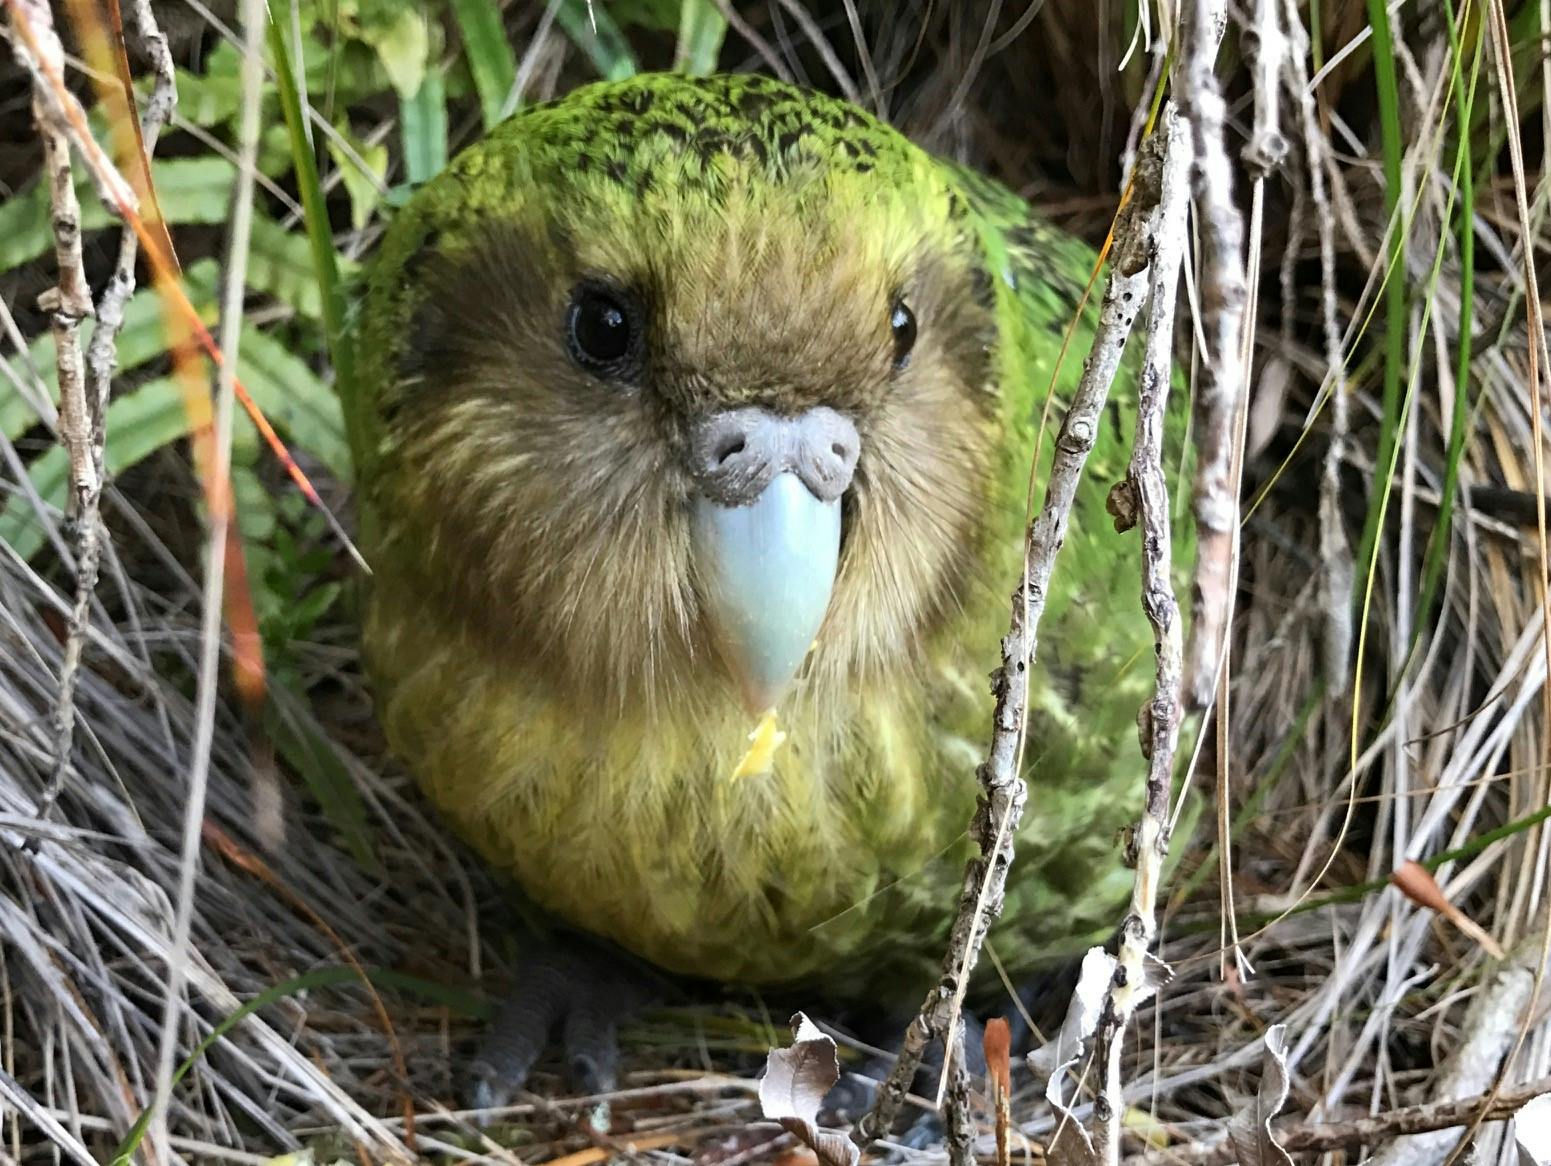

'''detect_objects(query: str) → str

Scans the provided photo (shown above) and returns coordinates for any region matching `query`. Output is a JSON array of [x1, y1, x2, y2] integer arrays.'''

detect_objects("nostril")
[[715, 437, 747, 466]]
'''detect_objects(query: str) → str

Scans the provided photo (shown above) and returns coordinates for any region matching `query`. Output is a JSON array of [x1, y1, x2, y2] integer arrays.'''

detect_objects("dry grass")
[[3, 1, 1551, 1162]]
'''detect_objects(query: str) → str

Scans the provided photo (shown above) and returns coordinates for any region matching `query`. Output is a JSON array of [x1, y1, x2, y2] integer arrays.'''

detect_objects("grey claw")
[[463, 931, 654, 1126]]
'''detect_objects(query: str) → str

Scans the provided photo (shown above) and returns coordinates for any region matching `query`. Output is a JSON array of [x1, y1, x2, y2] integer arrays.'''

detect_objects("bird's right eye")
[[566, 284, 639, 377]]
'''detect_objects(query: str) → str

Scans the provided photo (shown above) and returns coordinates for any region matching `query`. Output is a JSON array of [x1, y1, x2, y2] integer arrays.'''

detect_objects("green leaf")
[[0, 158, 238, 274], [556, 0, 639, 81], [400, 69, 448, 184], [0, 377, 46, 444], [233, 462, 278, 544], [0, 378, 193, 561], [264, 693, 379, 874], [0, 180, 50, 273], [449, 0, 518, 128], [355, 1, 431, 98], [236, 324, 351, 482], [248, 216, 362, 321], [325, 124, 390, 232], [173, 54, 244, 127], [674, 0, 726, 76]]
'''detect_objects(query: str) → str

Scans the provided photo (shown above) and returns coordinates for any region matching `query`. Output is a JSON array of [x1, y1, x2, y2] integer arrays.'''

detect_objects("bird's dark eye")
[[566, 284, 639, 376], [890, 299, 917, 369]]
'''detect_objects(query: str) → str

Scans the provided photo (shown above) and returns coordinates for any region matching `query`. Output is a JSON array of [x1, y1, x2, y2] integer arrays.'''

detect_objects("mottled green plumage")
[[352, 72, 1180, 1000]]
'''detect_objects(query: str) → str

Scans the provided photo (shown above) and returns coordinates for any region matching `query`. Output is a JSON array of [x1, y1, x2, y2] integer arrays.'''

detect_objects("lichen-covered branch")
[[1242, 0, 1290, 179], [852, 122, 1171, 1153], [9, 0, 176, 827], [1092, 103, 1192, 1165], [6, 0, 96, 817], [1177, 0, 1252, 711]]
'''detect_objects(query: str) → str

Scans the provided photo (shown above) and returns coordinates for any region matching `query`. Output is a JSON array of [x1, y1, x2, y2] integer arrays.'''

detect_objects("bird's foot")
[[466, 931, 654, 1127]]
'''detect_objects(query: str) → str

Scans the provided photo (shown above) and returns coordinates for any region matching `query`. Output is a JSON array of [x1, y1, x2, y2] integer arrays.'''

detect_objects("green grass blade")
[[1415, 0, 1485, 642], [266, 13, 357, 428], [449, 0, 518, 129], [1353, 0, 1407, 608], [556, 0, 639, 80], [265, 693, 378, 874], [674, 0, 727, 75]]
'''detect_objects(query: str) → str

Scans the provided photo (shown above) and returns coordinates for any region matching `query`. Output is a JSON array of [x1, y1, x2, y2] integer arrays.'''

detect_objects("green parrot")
[[351, 71, 1175, 1098]]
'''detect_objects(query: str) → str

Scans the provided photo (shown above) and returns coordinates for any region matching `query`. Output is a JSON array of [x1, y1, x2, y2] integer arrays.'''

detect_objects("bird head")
[[356, 74, 1005, 716]]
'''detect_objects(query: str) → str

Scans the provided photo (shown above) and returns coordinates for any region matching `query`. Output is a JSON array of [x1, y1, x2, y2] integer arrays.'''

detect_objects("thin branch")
[[38, 0, 178, 832], [852, 118, 1170, 1152], [1177, 0, 1251, 711], [1242, 0, 1290, 179], [1093, 103, 1192, 1164], [7, 0, 96, 826]]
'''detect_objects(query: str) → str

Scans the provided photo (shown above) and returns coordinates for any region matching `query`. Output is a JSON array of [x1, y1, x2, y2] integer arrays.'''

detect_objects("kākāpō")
[[350, 70, 1183, 1104]]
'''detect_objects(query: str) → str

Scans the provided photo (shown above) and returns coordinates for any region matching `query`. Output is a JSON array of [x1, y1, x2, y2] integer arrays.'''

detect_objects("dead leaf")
[[1227, 1024, 1293, 1166], [1392, 860, 1506, 959], [1246, 353, 1292, 459], [1515, 1092, 1551, 1165], [758, 1014, 859, 1166], [1027, 947, 1115, 1166]]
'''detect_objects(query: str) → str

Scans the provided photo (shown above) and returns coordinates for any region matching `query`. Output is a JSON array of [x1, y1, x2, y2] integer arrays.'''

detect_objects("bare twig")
[[1092, 103, 1192, 1164], [1176, 0, 1251, 712], [942, 1022, 976, 1166], [1242, 0, 1290, 178], [38, 0, 177, 832], [6, 0, 96, 825], [852, 116, 1171, 1153], [2, 0, 138, 212], [1131, 1073, 1551, 1164]]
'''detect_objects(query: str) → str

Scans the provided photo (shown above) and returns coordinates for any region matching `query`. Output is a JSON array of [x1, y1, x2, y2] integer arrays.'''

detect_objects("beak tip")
[[739, 682, 785, 717], [693, 472, 841, 714]]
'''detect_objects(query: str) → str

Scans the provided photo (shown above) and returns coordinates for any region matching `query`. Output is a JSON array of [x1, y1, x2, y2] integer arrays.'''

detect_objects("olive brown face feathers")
[[354, 73, 1000, 715]]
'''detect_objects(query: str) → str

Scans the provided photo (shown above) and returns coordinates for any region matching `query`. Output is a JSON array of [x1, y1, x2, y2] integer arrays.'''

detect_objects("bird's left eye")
[[566, 283, 641, 378], [890, 299, 917, 370]]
